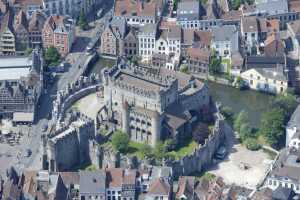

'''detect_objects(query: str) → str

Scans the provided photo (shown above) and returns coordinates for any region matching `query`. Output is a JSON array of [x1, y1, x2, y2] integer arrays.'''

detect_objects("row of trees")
[[221, 93, 298, 149]]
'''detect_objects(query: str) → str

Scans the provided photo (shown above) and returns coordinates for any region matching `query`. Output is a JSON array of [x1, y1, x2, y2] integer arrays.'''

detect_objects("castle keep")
[[101, 61, 210, 146]]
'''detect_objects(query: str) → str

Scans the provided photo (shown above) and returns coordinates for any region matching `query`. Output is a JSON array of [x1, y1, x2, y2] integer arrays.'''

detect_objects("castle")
[[43, 112, 96, 172], [100, 60, 210, 146]]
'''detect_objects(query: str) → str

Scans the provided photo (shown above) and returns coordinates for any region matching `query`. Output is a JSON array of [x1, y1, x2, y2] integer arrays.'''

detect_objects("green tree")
[[180, 64, 189, 74], [25, 48, 33, 56], [272, 94, 298, 121], [153, 141, 166, 161], [239, 123, 253, 141], [234, 110, 249, 133], [164, 139, 176, 152], [260, 108, 285, 146], [44, 46, 60, 66], [232, 0, 241, 10], [209, 53, 221, 75], [78, 9, 88, 30], [139, 144, 153, 159], [111, 131, 130, 153], [245, 138, 261, 151]]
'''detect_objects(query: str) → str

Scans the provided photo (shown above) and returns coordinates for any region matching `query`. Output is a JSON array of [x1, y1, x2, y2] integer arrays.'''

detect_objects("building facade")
[[42, 15, 75, 56], [0, 50, 43, 120], [101, 60, 209, 146], [138, 24, 157, 62], [0, 10, 15, 55]]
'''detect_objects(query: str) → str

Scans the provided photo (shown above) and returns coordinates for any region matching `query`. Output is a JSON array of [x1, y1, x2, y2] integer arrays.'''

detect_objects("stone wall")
[[100, 110, 227, 179], [45, 113, 96, 172], [52, 74, 102, 124], [164, 112, 226, 178]]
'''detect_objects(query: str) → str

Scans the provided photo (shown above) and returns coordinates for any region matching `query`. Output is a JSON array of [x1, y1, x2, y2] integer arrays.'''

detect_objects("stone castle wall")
[[165, 113, 226, 178], [52, 75, 101, 124], [45, 113, 96, 172]]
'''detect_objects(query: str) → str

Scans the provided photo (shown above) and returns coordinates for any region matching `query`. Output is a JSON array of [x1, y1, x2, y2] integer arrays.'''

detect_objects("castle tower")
[[151, 111, 161, 146], [122, 101, 129, 134]]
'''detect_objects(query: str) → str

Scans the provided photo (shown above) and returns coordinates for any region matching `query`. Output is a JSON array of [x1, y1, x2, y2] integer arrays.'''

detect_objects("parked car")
[[26, 149, 32, 157], [215, 146, 227, 160]]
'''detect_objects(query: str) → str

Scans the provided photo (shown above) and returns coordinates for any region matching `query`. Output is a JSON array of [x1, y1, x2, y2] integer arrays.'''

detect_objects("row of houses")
[[0, 4, 75, 56], [102, 0, 300, 95], [0, 0, 100, 19], [2, 165, 299, 200]]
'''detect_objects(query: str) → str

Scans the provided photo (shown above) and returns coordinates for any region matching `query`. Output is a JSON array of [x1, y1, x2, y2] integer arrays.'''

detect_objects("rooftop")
[[0, 56, 32, 68], [114, 0, 157, 17], [211, 25, 238, 42], [79, 171, 106, 194], [255, 0, 288, 15], [288, 20, 300, 35], [177, 0, 200, 21], [287, 104, 300, 129]]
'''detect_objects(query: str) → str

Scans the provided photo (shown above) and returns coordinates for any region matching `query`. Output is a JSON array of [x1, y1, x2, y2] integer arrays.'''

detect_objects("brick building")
[[42, 15, 75, 56]]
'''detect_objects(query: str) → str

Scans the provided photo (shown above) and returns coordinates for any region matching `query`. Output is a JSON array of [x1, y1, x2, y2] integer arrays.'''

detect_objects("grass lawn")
[[167, 138, 198, 160]]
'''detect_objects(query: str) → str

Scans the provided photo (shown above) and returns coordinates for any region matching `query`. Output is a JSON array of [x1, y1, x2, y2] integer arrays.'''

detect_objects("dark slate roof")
[[245, 56, 285, 69], [79, 171, 106, 194], [272, 186, 295, 200], [255, 68, 287, 81], [177, 0, 200, 21], [255, 0, 288, 15]]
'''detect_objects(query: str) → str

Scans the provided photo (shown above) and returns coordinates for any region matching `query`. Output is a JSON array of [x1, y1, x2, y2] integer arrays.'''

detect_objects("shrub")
[[139, 144, 153, 159], [111, 131, 130, 153], [245, 138, 261, 151], [164, 139, 176, 152]]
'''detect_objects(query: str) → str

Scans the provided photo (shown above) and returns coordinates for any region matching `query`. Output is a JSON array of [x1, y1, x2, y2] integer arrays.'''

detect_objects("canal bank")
[[208, 81, 275, 128]]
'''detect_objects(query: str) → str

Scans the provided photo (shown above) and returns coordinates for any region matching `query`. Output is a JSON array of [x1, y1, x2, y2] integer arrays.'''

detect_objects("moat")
[[88, 57, 274, 128]]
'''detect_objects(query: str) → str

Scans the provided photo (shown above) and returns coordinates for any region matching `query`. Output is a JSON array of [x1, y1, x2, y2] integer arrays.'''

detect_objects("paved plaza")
[[208, 126, 272, 189]]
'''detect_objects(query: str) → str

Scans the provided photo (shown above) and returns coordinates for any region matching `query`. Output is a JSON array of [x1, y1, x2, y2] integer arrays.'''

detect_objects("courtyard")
[[72, 93, 104, 119]]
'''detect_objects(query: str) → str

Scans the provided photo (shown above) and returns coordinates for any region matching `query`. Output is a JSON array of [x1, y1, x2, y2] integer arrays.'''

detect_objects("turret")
[[151, 111, 161, 146], [122, 101, 129, 134]]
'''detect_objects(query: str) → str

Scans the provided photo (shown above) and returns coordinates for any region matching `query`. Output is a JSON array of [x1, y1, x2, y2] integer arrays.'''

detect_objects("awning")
[[13, 112, 34, 123]]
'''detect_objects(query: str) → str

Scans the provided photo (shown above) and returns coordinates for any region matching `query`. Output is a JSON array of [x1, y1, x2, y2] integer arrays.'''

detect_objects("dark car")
[[215, 146, 227, 160]]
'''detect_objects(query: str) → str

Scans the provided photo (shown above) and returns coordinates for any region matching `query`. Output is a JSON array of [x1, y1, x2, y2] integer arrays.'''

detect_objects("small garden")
[[106, 118, 216, 164]]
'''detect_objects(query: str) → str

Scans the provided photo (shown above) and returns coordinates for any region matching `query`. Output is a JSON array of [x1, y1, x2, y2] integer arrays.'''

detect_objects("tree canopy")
[[260, 108, 285, 146], [44, 46, 60, 66], [234, 110, 249, 133], [78, 9, 88, 30], [111, 131, 130, 153], [209, 53, 221, 75]]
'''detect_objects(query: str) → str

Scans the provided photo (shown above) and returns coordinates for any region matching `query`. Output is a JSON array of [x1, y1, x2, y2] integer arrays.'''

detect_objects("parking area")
[[208, 144, 272, 189], [208, 126, 272, 189]]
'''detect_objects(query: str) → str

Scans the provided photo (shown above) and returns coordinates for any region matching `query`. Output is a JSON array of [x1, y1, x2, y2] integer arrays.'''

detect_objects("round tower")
[[151, 111, 161, 147], [122, 101, 129, 134]]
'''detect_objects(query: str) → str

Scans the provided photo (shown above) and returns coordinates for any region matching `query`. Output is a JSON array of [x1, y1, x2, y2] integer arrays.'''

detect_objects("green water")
[[208, 81, 275, 128]]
